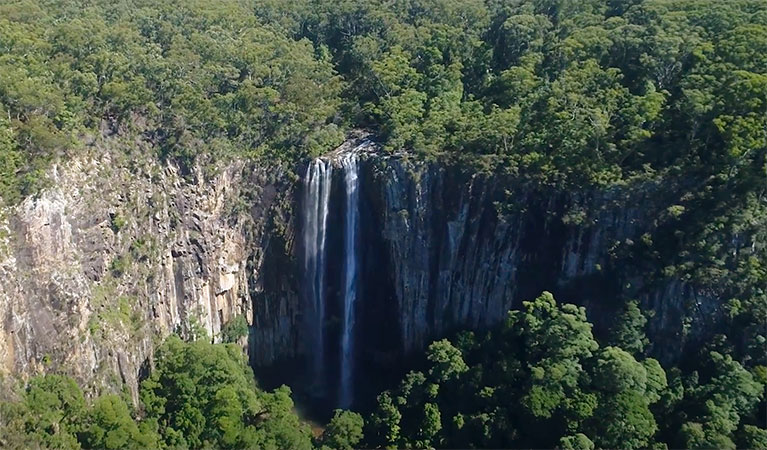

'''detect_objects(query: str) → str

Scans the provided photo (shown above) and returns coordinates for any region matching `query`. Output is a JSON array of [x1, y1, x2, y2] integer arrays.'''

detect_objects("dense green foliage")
[[141, 336, 313, 449], [256, 0, 766, 182], [366, 292, 765, 449], [0, 337, 316, 449], [2, 0, 765, 189], [221, 314, 250, 343], [0, 0, 345, 203], [1, 294, 763, 449], [318, 409, 365, 450]]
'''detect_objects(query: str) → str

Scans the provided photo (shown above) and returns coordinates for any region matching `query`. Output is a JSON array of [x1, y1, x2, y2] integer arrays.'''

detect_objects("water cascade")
[[303, 159, 333, 391], [339, 153, 361, 408], [301, 145, 365, 408]]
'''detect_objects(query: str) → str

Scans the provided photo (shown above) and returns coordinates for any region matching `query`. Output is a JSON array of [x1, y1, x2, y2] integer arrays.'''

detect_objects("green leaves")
[[608, 300, 649, 355], [367, 292, 688, 449], [366, 289, 765, 449], [426, 339, 469, 383], [319, 410, 364, 450], [220, 315, 249, 343], [141, 336, 267, 448], [713, 71, 767, 159], [0, 0, 347, 201], [79, 395, 160, 450], [0, 337, 322, 450], [559, 433, 595, 450]]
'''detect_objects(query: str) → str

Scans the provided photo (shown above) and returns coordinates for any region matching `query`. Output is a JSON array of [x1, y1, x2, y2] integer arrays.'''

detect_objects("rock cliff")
[[0, 137, 300, 403], [355, 155, 724, 372], [0, 136, 744, 404]]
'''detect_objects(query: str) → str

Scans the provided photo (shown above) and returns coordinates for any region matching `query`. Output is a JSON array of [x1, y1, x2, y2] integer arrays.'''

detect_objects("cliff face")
[[0, 137, 735, 402], [356, 156, 721, 368], [0, 140, 300, 402]]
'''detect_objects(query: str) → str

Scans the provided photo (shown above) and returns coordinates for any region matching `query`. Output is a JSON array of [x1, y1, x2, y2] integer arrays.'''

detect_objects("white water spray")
[[339, 152, 360, 408], [303, 159, 332, 388]]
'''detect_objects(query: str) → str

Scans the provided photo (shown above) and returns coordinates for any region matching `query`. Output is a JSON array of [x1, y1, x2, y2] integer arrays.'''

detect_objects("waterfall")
[[303, 159, 332, 390], [302, 144, 366, 407], [339, 152, 360, 408]]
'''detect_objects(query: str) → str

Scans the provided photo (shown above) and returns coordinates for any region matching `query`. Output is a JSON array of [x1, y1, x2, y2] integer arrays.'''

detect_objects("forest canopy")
[[0, 337, 328, 449], [0, 0, 765, 197], [365, 293, 766, 449], [1, 294, 764, 449]]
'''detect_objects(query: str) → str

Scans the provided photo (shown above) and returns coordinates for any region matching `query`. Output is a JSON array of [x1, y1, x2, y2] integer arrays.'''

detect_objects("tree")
[[320, 409, 365, 450], [368, 392, 402, 447], [0, 375, 84, 449], [427, 339, 468, 383], [591, 390, 658, 449], [608, 300, 649, 355], [221, 315, 249, 343], [661, 350, 765, 449], [559, 433, 595, 450], [736, 424, 767, 450], [140, 335, 312, 449], [78, 395, 159, 449]]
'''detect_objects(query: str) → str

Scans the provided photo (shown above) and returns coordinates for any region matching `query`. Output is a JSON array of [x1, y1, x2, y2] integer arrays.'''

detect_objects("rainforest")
[[0, 0, 765, 448]]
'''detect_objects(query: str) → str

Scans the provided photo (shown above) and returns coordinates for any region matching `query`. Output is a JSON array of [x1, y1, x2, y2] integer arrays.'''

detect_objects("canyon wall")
[[0, 136, 742, 403], [356, 155, 724, 370], [0, 139, 301, 403]]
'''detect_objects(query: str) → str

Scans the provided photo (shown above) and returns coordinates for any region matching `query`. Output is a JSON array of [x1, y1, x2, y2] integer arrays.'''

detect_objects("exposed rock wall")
[[364, 160, 525, 353], [0, 140, 299, 402], [0, 136, 747, 402], [356, 155, 727, 368]]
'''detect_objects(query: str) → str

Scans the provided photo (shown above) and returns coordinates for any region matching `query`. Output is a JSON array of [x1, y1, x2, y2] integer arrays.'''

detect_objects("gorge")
[[0, 135, 745, 411]]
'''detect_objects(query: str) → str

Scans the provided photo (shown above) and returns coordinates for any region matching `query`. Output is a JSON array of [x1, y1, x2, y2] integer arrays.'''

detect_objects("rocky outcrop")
[[363, 160, 526, 353], [0, 139, 299, 402], [355, 155, 731, 369]]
